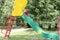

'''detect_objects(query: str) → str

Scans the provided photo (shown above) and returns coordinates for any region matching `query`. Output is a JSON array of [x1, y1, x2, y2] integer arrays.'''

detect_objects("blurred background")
[[0, 0, 60, 30], [0, 0, 60, 40]]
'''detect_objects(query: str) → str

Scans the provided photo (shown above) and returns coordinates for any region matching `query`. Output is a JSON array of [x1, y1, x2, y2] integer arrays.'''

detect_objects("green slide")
[[21, 14, 59, 40]]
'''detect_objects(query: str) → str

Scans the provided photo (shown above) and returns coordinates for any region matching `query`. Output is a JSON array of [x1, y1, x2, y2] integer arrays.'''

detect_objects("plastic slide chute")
[[21, 14, 58, 40]]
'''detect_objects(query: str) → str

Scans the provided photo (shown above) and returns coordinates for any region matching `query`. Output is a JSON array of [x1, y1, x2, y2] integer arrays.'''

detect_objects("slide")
[[21, 14, 58, 40], [11, 0, 59, 40]]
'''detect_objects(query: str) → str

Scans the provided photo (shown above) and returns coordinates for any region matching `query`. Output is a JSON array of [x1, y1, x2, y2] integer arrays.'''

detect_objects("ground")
[[0, 28, 58, 40]]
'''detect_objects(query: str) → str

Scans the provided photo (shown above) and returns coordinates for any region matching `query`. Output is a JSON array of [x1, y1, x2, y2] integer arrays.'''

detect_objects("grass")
[[0, 29, 58, 40]]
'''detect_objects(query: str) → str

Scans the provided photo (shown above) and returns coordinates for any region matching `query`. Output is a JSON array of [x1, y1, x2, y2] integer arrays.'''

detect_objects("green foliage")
[[0, 0, 14, 25], [26, 0, 60, 27], [0, 0, 60, 29], [1, 0, 14, 17]]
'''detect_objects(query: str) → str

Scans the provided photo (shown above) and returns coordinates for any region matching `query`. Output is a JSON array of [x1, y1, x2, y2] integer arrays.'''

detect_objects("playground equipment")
[[12, 0, 59, 40], [1, 0, 59, 40]]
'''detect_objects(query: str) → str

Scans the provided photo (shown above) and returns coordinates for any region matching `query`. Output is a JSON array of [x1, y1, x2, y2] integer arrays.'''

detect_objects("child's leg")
[[3, 29, 8, 39], [7, 29, 11, 38], [7, 25, 12, 38]]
